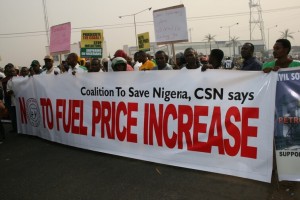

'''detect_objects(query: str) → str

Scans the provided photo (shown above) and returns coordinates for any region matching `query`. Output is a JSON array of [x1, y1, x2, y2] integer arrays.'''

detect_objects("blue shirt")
[[241, 57, 262, 71]]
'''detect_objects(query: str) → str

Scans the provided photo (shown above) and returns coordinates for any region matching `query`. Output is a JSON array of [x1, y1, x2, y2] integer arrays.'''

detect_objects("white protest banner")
[[275, 67, 300, 181], [13, 70, 277, 182]]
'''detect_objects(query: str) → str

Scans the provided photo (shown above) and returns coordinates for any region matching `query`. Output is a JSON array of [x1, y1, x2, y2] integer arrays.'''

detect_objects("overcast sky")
[[0, 0, 300, 66]]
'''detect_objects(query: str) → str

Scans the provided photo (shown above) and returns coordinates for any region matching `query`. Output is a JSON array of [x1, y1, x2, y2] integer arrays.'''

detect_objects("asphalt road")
[[0, 123, 299, 200]]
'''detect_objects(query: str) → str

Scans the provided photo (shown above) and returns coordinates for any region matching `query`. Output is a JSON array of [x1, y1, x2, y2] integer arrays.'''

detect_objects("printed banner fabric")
[[13, 70, 277, 182], [275, 68, 300, 181]]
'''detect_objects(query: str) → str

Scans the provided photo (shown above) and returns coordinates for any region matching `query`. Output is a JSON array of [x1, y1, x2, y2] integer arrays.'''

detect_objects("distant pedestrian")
[[224, 57, 234, 69]]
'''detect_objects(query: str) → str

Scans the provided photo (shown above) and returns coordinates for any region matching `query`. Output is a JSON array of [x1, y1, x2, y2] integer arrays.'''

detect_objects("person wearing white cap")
[[111, 57, 127, 71], [41, 55, 60, 75]]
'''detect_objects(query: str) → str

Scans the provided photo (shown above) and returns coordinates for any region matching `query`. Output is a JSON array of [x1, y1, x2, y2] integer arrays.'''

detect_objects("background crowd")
[[0, 38, 300, 143]]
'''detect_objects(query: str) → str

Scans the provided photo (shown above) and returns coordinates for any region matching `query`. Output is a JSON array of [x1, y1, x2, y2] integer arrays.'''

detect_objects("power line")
[[0, 5, 299, 38]]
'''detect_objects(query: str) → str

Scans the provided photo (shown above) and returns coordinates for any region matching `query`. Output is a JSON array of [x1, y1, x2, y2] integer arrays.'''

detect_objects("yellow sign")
[[81, 29, 103, 48], [138, 32, 150, 51]]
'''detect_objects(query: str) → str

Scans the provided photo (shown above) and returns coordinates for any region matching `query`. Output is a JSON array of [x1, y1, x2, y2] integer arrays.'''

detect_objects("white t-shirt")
[[133, 61, 142, 71], [67, 64, 87, 74], [41, 66, 61, 75]]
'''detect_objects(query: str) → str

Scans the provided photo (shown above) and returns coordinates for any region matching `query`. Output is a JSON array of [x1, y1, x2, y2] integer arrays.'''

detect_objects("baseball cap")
[[112, 57, 127, 68], [30, 60, 40, 67], [114, 50, 127, 58], [44, 55, 53, 60]]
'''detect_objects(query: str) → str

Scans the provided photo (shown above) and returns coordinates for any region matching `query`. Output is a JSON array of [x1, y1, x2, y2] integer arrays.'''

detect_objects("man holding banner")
[[66, 53, 88, 74]]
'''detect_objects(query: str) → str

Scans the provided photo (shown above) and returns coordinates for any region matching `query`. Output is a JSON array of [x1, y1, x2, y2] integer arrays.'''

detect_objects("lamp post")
[[119, 7, 152, 48], [267, 25, 278, 51], [188, 28, 193, 42], [220, 22, 239, 57]]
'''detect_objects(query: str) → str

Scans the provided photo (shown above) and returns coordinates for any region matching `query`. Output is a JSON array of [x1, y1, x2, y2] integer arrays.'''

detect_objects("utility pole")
[[249, 0, 266, 49], [42, 0, 50, 46]]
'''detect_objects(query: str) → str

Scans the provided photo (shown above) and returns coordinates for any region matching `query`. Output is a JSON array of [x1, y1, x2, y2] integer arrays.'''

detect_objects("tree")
[[203, 34, 216, 52], [230, 36, 240, 57], [280, 29, 294, 40]]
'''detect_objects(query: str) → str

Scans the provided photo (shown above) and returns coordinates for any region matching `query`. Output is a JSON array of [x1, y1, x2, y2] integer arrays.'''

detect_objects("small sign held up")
[[153, 5, 188, 45], [138, 32, 150, 51]]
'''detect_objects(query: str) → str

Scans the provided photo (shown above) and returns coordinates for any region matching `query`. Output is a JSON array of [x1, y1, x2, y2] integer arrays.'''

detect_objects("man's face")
[[273, 42, 288, 59], [66, 55, 76, 67], [113, 63, 126, 71], [241, 44, 252, 59], [155, 53, 166, 68], [138, 53, 147, 63], [89, 60, 100, 72], [44, 59, 53, 70], [184, 49, 196, 64], [6, 67, 17, 77], [20, 68, 29, 77], [32, 64, 40, 74]]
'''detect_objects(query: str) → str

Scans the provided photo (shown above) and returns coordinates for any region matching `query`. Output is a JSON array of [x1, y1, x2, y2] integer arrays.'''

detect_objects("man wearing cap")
[[66, 53, 87, 74], [111, 57, 127, 72], [113, 49, 133, 71], [29, 60, 42, 75], [41, 55, 60, 75]]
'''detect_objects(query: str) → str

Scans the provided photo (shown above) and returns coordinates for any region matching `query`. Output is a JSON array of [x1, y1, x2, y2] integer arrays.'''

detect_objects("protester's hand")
[[263, 68, 272, 73], [272, 66, 280, 71], [263, 66, 280, 73]]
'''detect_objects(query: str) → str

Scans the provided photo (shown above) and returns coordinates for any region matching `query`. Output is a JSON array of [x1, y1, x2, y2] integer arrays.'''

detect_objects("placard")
[[49, 22, 71, 54], [153, 5, 188, 44]]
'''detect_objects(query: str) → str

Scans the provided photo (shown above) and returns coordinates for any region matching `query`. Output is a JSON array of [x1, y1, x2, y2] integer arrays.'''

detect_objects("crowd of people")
[[0, 38, 299, 143]]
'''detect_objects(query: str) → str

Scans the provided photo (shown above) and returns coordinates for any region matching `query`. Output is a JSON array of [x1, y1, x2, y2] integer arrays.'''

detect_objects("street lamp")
[[119, 7, 152, 48], [267, 25, 278, 51], [188, 27, 193, 42], [220, 22, 239, 57]]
